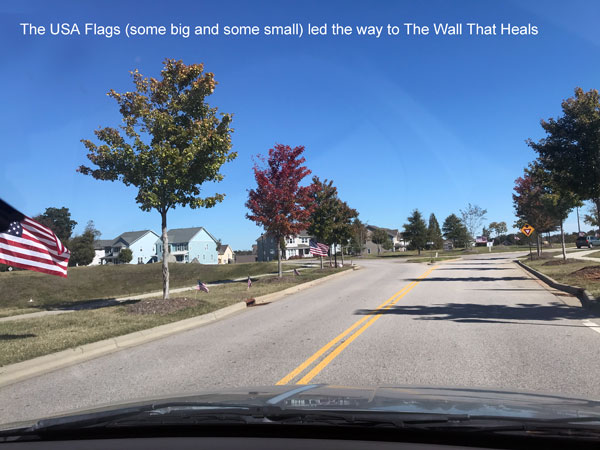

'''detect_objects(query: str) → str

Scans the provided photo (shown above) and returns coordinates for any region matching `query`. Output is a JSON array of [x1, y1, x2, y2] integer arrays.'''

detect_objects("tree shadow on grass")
[[354, 302, 594, 324], [435, 267, 513, 271], [0, 333, 36, 340]]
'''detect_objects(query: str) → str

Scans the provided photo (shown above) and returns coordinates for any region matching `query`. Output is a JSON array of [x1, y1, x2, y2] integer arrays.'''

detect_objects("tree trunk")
[[328, 247, 332, 267], [334, 243, 338, 267], [161, 210, 169, 300], [595, 199, 600, 235], [277, 235, 282, 278], [320, 254, 323, 269], [341, 247, 344, 266], [560, 220, 567, 261], [536, 233, 541, 257]]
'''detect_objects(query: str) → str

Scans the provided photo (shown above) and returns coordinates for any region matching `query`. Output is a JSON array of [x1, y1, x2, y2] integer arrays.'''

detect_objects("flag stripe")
[[0, 254, 67, 277], [0, 242, 68, 268], [0, 201, 70, 278], [0, 235, 69, 263]]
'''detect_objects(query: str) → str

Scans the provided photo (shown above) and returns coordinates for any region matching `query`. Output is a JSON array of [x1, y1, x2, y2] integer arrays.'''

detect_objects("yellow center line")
[[275, 265, 437, 386]]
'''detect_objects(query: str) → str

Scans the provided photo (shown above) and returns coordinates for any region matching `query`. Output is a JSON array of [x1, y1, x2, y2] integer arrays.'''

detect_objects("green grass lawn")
[[521, 258, 600, 298], [361, 245, 531, 260], [584, 251, 600, 259], [0, 267, 350, 366], [0, 261, 294, 314]]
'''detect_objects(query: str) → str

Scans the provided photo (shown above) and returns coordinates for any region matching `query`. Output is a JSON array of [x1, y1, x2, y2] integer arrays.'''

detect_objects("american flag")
[[195, 280, 209, 293], [247, 275, 252, 288], [309, 240, 329, 256], [0, 199, 70, 278]]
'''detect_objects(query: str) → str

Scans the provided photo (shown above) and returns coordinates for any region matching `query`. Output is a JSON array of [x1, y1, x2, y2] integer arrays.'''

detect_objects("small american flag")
[[0, 199, 70, 278], [195, 280, 209, 293], [293, 268, 301, 276], [247, 275, 252, 288], [309, 240, 329, 256]]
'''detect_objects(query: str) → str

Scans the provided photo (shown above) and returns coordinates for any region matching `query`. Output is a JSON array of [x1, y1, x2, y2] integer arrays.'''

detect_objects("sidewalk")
[[0, 266, 314, 324], [552, 248, 600, 262]]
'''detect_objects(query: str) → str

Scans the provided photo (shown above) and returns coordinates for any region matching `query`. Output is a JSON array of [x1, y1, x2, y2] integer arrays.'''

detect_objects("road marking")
[[583, 320, 600, 334], [276, 265, 437, 386]]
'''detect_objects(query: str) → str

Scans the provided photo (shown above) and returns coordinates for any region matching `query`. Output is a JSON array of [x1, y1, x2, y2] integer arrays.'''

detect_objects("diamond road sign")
[[520, 224, 535, 237]]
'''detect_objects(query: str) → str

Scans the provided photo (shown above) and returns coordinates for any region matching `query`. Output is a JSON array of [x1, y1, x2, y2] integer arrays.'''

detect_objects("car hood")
[[4, 384, 600, 430]]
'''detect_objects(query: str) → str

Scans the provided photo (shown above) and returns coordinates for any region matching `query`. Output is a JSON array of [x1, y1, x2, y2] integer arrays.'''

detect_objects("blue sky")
[[2, 0, 599, 249]]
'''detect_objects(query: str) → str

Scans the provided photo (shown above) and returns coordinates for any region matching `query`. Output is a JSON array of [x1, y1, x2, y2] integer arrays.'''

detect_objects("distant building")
[[91, 239, 111, 266], [155, 227, 219, 264], [217, 244, 235, 264], [100, 230, 160, 265], [364, 225, 408, 255], [256, 231, 341, 261]]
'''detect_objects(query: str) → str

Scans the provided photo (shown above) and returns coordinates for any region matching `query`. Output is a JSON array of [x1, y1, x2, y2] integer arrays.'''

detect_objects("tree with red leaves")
[[246, 144, 316, 277]]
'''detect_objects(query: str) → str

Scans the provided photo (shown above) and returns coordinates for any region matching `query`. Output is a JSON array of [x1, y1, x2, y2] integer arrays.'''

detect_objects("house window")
[[301, 237, 308, 244], [287, 238, 294, 244], [138, 257, 143, 264]]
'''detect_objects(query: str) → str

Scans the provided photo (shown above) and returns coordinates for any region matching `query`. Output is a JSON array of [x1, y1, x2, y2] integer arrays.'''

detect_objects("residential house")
[[100, 230, 160, 265], [217, 244, 235, 264], [256, 231, 340, 261], [155, 227, 219, 264], [91, 239, 111, 265], [364, 225, 408, 255]]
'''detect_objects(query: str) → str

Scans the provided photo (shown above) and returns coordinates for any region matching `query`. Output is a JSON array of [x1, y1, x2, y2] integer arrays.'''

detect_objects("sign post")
[[521, 224, 535, 260]]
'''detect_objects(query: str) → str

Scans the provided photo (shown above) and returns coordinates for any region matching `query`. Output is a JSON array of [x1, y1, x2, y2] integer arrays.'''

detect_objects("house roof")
[[93, 239, 112, 250], [217, 244, 232, 254], [167, 227, 218, 244], [112, 230, 156, 246], [367, 225, 400, 237]]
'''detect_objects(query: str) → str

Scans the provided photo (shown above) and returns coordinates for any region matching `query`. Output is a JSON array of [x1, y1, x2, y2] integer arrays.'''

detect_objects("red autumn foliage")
[[246, 144, 317, 241]]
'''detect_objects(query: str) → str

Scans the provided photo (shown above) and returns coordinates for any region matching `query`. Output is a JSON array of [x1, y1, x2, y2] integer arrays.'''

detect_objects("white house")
[[91, 239, 111, 266], [100, 230, 160, 265], [256, 230, 340, 261]]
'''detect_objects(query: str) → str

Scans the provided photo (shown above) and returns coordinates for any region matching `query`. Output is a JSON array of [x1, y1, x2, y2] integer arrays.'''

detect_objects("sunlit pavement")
[[2, 254, 600, 424]]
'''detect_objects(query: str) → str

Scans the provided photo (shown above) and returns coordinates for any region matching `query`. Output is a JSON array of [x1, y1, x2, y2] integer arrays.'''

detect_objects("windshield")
[[3, 0, 600, 430]]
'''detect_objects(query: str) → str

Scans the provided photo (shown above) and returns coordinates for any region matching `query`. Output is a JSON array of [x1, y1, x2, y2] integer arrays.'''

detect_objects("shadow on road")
[[435, 267, 513, 271], [354, 302, 593, 323], [405, 276, 530, 282]]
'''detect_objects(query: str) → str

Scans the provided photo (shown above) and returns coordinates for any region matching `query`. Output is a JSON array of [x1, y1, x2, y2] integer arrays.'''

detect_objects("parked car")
[[576, 235, 600, 248]]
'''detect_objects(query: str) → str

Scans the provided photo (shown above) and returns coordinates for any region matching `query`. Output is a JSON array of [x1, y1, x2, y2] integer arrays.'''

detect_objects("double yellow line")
[[276, 265, 437, 385]]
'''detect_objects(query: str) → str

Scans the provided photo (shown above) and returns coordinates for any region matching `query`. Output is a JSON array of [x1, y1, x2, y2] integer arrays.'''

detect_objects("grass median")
[[520, 256, 600, 298], [0, 261, 294, 318], [0, 266, 350, 367]]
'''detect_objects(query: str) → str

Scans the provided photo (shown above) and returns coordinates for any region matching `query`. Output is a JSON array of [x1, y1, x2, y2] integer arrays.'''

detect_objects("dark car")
[[576, 235, 600, 248]]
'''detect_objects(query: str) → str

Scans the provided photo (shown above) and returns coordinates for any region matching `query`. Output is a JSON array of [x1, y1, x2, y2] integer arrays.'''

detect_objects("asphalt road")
[[2, 253, 600, 424]]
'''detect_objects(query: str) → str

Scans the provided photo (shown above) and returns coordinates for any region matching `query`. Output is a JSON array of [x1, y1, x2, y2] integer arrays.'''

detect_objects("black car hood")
[[3, 384, 600, 430]]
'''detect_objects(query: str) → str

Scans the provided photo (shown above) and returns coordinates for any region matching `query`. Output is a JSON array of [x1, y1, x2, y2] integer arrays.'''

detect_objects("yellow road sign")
[[521, 224, 535, 237]]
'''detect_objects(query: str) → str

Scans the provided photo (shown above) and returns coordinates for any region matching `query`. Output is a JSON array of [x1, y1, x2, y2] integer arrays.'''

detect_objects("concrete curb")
[[0, 266, 358, 388], [514, 259, 598, 308]]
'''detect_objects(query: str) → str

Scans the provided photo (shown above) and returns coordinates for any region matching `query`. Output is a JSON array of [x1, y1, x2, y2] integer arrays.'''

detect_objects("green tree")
[[79, 59, 235, 299], [330, 199, 358, 265], [370, 228, 390, 255], [404, 209, 428, 255], [349, 218, 367, 255], [34, 207, 77, 243], [442, 214, 469, 248], [528, 88, 600, 227], [307, 177, 338, 267], [460, 203, 487, 244], [512, 164, 560, 256], [427, 213, 443, 249], [118, 248, 133, 264], [488, 221, 508, 245], [69, 221, 101, 267]]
